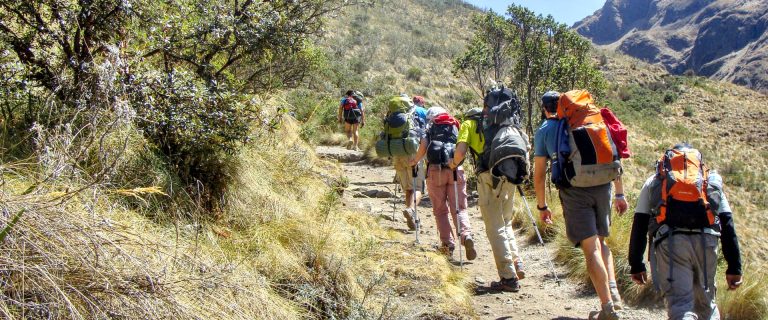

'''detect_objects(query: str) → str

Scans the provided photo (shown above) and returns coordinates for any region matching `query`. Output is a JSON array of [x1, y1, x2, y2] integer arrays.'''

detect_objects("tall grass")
[[0, 106, 474, 318]]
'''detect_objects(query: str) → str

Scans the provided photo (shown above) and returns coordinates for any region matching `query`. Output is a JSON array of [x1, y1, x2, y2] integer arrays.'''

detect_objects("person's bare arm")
[[409, 138, 428, 166], [533, 156, 553, 224], [448, 142, 468, 170], [613, 174, 628, 215]]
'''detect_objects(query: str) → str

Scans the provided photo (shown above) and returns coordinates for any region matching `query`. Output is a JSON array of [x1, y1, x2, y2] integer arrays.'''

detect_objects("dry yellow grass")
[[0, 108, 473, 319]]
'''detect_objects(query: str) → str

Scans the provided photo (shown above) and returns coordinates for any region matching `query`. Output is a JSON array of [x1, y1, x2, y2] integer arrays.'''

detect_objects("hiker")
[[409, 106, 476, 259], [338, 90, 365, 150], [628, 143, 742, 320], [449, 89, 528, 293], [533, 90, 627, 319], [380, 95, 426, 231]]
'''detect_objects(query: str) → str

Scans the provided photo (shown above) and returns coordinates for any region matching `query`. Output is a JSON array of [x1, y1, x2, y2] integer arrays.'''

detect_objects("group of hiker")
[[338, 88, 743, 320]]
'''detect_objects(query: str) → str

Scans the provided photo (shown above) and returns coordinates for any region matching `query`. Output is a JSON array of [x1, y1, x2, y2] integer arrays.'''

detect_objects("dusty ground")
[[317, 145, 667, 320]]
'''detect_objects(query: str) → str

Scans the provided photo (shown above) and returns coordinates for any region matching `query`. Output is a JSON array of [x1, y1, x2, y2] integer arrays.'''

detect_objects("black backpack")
[[426, 123, 458, 167], [480, 88, 529, 184]]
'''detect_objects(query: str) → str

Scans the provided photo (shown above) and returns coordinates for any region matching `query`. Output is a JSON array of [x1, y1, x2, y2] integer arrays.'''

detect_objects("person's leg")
[[599, 236, 621, 305], [499, 182, 521, 267], [655, 234, 697, 320], [394, 160, 416, 230], [344, 122, 353, 149], [581, 235, 612, 305], [427, 167, 453, 247], [693, 234, 720, 320], [446, 168, 471, 237], [351, 123, 360, 149], [477, 172, 516, 280], [447, 168, 475, 260]]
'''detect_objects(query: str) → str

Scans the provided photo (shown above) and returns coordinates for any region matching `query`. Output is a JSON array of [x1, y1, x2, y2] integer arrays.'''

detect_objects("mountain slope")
[[574, 0, 768, 93]]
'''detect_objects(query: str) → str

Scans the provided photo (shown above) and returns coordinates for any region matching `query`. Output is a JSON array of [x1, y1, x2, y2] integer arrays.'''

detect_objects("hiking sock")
[[609, 281, 623, 309]]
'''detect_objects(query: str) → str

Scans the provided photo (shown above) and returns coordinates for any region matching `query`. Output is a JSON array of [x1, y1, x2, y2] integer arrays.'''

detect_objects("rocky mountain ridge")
[[574, 0, 768, 93]]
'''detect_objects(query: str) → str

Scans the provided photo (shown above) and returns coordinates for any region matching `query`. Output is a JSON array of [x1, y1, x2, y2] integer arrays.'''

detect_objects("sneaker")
[[597, 301, 620, 320], [489, 277, 520, 292], [345, 139, 353, 150], [402, 208, 416, 231], [514, 260, 526, 280], [463, 235, 477, 261]]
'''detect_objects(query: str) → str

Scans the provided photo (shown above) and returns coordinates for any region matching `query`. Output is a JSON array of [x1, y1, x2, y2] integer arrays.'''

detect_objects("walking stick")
[[516, 185, 561, 285], [412, 166, 420, 244], [453, 169, 463, 269]]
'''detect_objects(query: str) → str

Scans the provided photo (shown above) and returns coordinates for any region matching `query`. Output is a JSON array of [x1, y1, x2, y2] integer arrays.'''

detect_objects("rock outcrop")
[[574, 0, 768, 93]]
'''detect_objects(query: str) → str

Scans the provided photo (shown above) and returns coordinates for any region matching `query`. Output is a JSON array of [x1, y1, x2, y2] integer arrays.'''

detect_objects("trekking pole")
[[392, 174, 398, 222], [412, 166, 420, 244], [516, 185, 561, 285], [453, 169, 463, 270]]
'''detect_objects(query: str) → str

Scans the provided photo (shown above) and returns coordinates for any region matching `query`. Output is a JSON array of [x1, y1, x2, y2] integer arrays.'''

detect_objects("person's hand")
[[631, 272, 648, 285], [337, 116, 343, 124], [615, 197, 628, 215], [361, 121, 365, 128], [540, 207, 553, 224], [447, 158, 457, 170], [726, 274, 743, 290], [408, 158, 419, 167]]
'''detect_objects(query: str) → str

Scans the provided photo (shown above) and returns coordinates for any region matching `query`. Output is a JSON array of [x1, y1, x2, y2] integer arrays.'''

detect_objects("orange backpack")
[[655, 148, 717, 229], [554, 90, 621, 187]]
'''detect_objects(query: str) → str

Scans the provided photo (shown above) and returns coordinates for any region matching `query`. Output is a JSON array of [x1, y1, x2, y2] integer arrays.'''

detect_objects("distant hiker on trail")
[[409, 106, 476, 259], [533, 90, 627, 320], [449, 87, 529, 293], [338, 90, 365, 150], [628, 143, 742, 320]]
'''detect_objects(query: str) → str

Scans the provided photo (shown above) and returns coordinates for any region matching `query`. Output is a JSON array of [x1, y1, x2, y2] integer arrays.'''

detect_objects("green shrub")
[[683, 105, 695, 117], [406, 67, 423, 81]]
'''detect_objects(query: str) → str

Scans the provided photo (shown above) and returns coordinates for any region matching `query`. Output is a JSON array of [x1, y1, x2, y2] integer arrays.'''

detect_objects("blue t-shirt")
[[413, 106, 427, 122], [533, 119, 559, 159]]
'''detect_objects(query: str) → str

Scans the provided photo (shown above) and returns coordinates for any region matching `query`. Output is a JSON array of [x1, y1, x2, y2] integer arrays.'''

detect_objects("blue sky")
[[464, 0, 606, 26]]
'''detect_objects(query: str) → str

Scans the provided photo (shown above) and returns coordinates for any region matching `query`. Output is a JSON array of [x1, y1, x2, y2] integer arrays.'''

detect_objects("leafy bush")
[[406, 67, 424, 81]]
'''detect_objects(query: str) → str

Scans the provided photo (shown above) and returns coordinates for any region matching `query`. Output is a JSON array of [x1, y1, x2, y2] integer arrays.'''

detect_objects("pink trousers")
[[426, 165, 471, 247]]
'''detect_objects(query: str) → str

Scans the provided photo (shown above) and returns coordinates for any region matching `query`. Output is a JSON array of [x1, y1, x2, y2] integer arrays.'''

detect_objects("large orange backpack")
[[655, 148, 717, 229], [553, 90, 621, 188]]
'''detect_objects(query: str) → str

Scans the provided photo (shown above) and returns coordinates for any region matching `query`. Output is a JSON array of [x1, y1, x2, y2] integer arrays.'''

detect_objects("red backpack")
[[342, 97, 358, 111], [600, 108, 631, 159], [655, 148, 717, 229]]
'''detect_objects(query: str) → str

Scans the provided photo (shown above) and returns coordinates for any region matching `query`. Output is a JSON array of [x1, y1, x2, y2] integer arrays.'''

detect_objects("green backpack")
[[375, 97, 420, 157]]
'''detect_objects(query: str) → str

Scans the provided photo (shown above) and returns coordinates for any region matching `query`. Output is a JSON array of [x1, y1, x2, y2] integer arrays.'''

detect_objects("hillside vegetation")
[[2, 0, 767, 319]]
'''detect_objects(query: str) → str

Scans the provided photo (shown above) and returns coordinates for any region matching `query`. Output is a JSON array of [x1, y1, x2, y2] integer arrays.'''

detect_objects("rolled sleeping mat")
[[375, 138, 419, 158]]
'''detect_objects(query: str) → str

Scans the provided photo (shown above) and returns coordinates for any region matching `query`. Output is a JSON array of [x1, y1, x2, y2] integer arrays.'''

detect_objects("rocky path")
[[317, 145, 665, 320]]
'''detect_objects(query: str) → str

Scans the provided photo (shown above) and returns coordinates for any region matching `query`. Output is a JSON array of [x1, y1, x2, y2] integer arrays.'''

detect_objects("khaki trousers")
[[477, 172, 521, 280]]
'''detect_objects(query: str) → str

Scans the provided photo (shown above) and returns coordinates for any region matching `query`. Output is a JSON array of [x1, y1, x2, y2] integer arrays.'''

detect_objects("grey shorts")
[[559, 183, 612, 247]]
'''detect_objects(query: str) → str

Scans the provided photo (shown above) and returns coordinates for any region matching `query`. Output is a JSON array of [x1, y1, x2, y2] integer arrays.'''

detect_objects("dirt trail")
[[317, 145, 665, 320]]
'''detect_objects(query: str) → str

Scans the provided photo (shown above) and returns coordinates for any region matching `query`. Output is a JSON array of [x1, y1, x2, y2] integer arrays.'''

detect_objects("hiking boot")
[[596, 301, 620, 320], [463, 235, 477, 261], [402, 208, 416, 231], [439, 244, 455, 256], [490, 277, 520, 293], [346, 139, 353, 150], [514, 260, 526, 280]]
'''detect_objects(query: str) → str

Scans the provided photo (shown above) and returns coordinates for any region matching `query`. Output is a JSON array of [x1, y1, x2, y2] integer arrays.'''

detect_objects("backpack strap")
[[657, 152, 672, 224]]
